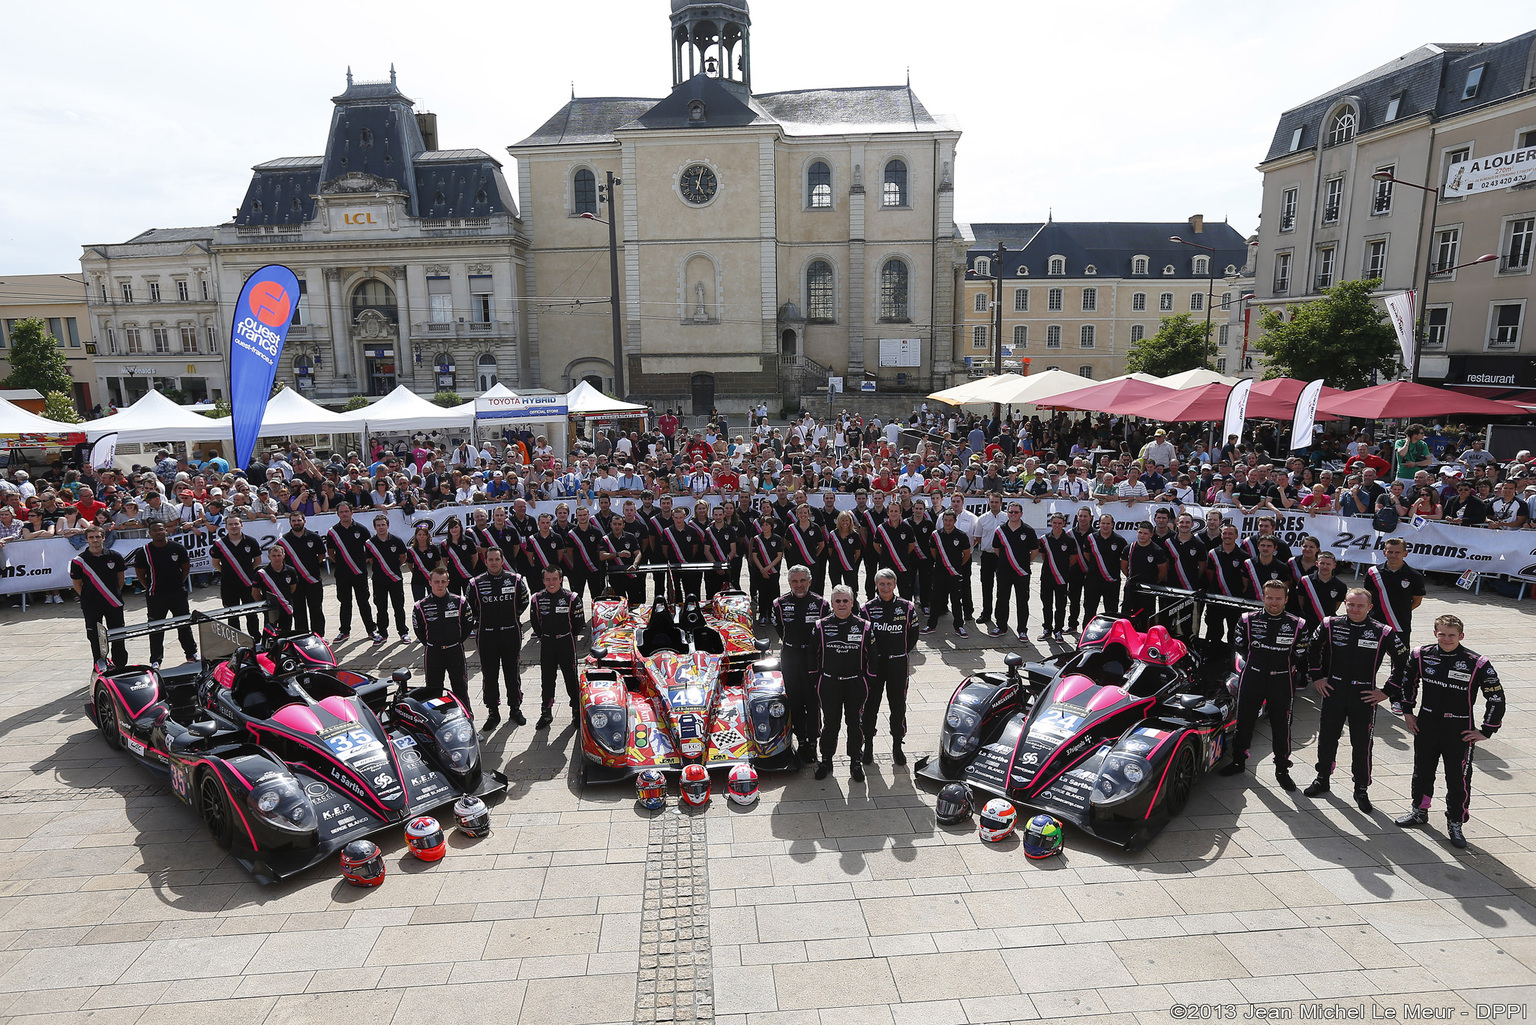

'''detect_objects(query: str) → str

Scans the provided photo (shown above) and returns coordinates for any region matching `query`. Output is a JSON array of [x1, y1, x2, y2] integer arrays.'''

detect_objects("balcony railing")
[[1501, 254, 1532, 273]]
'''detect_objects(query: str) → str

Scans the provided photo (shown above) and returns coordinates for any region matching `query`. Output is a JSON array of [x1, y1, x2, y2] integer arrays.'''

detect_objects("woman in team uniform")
[[256, 545, 299, 638], [440, 516, 480, 596], [826, 510, 864, 591], [406, 522, 444, 603], [1066, 505, 1095, 633]]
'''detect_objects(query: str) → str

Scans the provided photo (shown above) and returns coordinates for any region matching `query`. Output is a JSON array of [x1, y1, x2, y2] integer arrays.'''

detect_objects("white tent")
[[256, 387, 360, 435], [930, 369, 1102, 408], [1157, 367, 1241, 390], [84, 389, 231, 446], [0, 397, 81, 436], [565, 380, 648, 418], [338, 385, 475, 432], [928, 374, 1024, 406], [468, 383, 570, 456]]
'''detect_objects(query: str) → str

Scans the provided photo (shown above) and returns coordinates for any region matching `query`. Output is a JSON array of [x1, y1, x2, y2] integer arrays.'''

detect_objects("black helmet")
[[340, 839, 385, 887], [935, 782, 973, 825]]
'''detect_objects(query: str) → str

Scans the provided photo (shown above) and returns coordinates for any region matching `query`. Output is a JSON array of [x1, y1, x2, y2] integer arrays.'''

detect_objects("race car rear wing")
[[1131, 583, 1261, 623], [103, 602, 269, 655], [630, 562, 728, 573]]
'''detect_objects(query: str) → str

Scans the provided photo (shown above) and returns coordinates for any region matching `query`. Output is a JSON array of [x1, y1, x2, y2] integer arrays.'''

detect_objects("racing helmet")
[[453, 796, 491, 838], [680, 763, 711, 807], [405, 816, 446, 861], [978, 798, 1018, 843], [637, 768, 667, 810], [339, 839, 385, 887], [1022, 814, 1065, 859], [726, 763, 759, 806], [935, 783, 974, 825]]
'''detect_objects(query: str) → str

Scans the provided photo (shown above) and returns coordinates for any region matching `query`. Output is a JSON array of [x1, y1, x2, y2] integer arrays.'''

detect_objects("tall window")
[[974, 292, 989, 313], [972, 257, 990, 276], [120, 282, 133, 303], [1327, 108, 1357, 146], [807, 161, 831, 209], [1443, 147, 1470, 192], [1193, 256, 1209, 276], [1013, 288, 1028, 312], [1159, 292, 1174, 311], [1366, 239, 1388, 280], [1275, 252, 1292, 292], [882, 160, 907, 207], [469, 275, 493, 323], [206, 325, 218, 353], [1079, 325, 1095, 348], [1373, 166, 1395, 214], [152, 327, 170, 353], [1013, 325, 1027, 348], [1217, 357, 1227, 373], [972, 325, 988, 349], [1046, 325, 1062, 348], [1190, 292, 1204, 312], [1130, 324, 1144, 343], [1504, 217, 1534, 271], [1489, 303, 1524, 350], [1078, 365, 1094, 379], [1322, 177, 1343, 223], [1218, 324, 1230, 346], [1435, 228, 1460, 273], [352, 279, 398, 323], [1047, 288, 1063, 312], [478, 354, 499, 391], [428, 276, 452, 323], [149, 282, 162, 302], [179, 326, 198, 353], [290, 279, 309, 326], [1280, 187, 1298, 231], [176, 280, 189, 302], [105, 326, 116, 353], [1132, 256, 1148, 275], [1425, 307, 1449, 351], [1048, 257, 1065, 275], [1316, 246, 1336, 289], [574, 169, 598, 215], [125, 327, 142, 354], [1132, 292, 1146, 311], [879, 259, 909, 320], [807, 261, 834, 321], [1081, 287, 1097, 312], [201, 279, 209, 301]]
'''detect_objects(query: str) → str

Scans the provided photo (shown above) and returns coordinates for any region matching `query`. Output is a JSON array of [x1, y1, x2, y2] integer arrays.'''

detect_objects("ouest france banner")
[[229, 265, 301, 471]]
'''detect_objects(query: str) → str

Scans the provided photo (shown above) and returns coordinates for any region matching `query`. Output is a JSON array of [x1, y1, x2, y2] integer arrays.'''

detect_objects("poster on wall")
[[878, 338, 922, 368]]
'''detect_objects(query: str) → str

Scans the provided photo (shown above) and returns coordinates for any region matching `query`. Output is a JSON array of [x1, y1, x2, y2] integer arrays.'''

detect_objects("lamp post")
[[580, 170, 626, 398], [966, 245, 1007, 376], [1371, 170, 1442, 384], [1170, 235, 1218, 370]]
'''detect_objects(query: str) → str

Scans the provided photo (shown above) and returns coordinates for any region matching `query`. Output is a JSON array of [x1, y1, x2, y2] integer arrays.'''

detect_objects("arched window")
[[1078, 365, 1094, 379], [1131, 324, 1145, 343], [882, 160, 907, 207], [973, 292, 989, 313], [807, 161, 832, 209], [1327, 108, 1357, 146], [972, 257, 991, 276], [879, 259, 909, 320], [1159, 292, 1174, 311], [1163, 265, 1176, 275], [1193, 255, 1209, 276], [1049, 256, 1065, 275], [351, 279, 398, 323], [574, 168, 598, 215], [477, 353, 498, 391], [1133, 256, 1149, 275], [1085, 265, 1097, 276], [434, 351, 456, 390], [1080, 325, 1095, 348], [1013, 325, 1027, 348], [806, 260, 834, 321]]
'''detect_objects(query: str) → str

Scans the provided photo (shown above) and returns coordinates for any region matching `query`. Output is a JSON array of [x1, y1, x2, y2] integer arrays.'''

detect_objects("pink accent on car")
[[270, 703, 324, 734], [1082, 685, 1133, 713], [1053, 674, 1098, 704], [317, 697, 361, 723]]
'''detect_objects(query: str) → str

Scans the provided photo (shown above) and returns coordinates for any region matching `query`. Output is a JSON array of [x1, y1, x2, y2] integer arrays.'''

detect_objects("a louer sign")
[[1443, 145, 1536, 197]]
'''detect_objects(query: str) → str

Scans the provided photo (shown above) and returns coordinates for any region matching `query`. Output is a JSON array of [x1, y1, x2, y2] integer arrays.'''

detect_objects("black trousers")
[[1315, 686, 1377, 788], [1232, 670, 1293, 768], [1410, 716, 1476, 823], [1066, 571, 1085, 630], [425, 645, 470, 712], [750, 572, 780, 622], [978, 552, 999, 621], [819, 673, 867, 763], [704, 568, 736, 599], [669, 568, 701, 602], [478, 628, 523, 712], [373, 577, 407, 635], [1205, 605, 1242, 647], [146, 590, 196, 664], [914, 563, 933, 610], [85, 605, 127, 666], [1083, 577, 1120, 623], [539, 636, 579, 710], [863, 553, 879, 599], [861, 656, 909, 745], [219, 578, 260, 637], [570, 570, 605, 606], [411, 575, 430, 604], [810, 560, 828, 597], [614, 574, 645, 605], [928, 571, 968, 628], [828, 561, 859, 591], [994, 571, 1030, 632], [335, 573, 375, 635], [293, 579, 325, 636], [1040, 576, 1069, 633], [781, 645, 817, 745]]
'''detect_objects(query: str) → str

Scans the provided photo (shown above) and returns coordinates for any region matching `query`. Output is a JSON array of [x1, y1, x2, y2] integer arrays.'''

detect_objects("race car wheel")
[[95, 687, 122, 751], [197, 772, 235, 848], [1164, 743, 1198, 816]]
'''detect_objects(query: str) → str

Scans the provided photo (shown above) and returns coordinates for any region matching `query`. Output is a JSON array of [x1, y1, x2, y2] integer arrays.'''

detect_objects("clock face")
[[680, 164, 718, 205]]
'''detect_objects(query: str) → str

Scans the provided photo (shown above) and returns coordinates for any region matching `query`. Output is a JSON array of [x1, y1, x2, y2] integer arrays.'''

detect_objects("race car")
[[86, 605, 507, 883], [918, 614, 1238, 849], [578, 578, 797, 783]]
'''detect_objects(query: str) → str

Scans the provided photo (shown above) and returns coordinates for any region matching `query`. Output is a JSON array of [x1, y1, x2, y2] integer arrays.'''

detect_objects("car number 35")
[[325, 728, 382, 758]]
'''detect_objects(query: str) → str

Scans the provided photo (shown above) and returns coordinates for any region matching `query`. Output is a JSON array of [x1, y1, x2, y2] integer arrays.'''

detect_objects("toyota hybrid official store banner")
[[6, 498, 1536, 597]]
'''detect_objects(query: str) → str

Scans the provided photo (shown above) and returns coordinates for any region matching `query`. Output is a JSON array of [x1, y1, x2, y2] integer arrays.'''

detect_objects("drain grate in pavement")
[[635, 808, 713, 1024], [0, 783, 168, 804]]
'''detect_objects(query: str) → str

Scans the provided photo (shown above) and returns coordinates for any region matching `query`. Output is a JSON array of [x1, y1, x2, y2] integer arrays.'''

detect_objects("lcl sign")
[[341, 212, 379, 226]]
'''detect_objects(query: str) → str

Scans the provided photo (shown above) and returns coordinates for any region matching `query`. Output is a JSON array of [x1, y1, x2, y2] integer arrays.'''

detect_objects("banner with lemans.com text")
[[6, 496, 1536, 596]]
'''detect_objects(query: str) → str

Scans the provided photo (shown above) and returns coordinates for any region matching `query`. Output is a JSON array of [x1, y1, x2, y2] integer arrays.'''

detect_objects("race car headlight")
[[768, 701, 785, 718], [1091, 755, 1152, 807], [942, 708, 980, 758], [434, 719, 480, 773], [437, 721, 474, 747], [247, 777, 315, 832], [1122, 763, 1145, 784], [587, 706, 627, 754]]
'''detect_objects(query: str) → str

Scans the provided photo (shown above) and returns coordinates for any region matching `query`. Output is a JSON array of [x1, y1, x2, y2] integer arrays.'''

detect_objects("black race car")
[[86, 605, 506, 882], [918, 608, 1240, 849]]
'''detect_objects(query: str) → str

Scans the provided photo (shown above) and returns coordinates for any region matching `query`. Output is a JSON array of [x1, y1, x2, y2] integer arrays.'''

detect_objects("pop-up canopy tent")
[[1038, 377, 1178, 415], [564, 381, 648, 418], [471, 383, 571, 457], [338, 385, 475, 433], [83, 389, 231, 448], [0, 397, 81, 438], [930, 370, 1094, 409], [256, 387, 360, 436], [1117, 381, 1341, 423]]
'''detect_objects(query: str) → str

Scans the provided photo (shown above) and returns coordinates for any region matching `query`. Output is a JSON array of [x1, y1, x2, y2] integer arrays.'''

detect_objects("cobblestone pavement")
[[0, 579, 1532, 1025]]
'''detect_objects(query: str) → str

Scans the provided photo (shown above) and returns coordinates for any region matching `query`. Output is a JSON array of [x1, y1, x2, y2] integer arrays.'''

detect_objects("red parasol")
[[1316, 380, 1526, 419], [1036, 378, 1178, 415]]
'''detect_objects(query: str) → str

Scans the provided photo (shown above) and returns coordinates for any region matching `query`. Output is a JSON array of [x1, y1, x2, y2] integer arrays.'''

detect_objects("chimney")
[[416, 112, 439, 151], [1189, 214, 1204, 234]]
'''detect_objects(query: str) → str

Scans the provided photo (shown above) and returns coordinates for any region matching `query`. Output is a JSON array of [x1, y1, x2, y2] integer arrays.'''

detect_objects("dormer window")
[[1084, 265, 1097, 276], [1048, 256, 1065, 275], [1132, 256, 1148, 275], [972, 257, 991, 276], [1016, 266, 1028, 276], [1163, 265, 1175, 275], [1462, 64, 1486, 100], [1193, 256, 1209, 275], [1327, 108, 1357, 146], [1384, 93, 1402, 121], [1289, 126, 1304, 151], [688, 100, 707, 123], [360, 128, 374, 147]]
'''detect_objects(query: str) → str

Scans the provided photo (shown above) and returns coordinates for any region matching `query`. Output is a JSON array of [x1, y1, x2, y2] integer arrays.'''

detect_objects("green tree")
[[1124, 313, 1212, 377], [43, 391, 82, 424], [432, 390, 464, 408], [344, 395, 371, 411], [1252, 278, 1401, 389], [2, 317, 73, 395]]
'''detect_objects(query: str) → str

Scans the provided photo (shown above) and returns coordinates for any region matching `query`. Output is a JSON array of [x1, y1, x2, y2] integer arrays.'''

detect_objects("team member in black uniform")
[[700, 503, 739, 598], [907, 501, 938, 615], [1221, 580, 1308, 790], [987, 501, 1039, 638], [480, 506, 523, 565], [413, 568, 474, 713], [1035, 513, 1079, 642], [521, 513, 565, 583], [1294, 550, 1347, 635], [1066, 505, 1095, 632], [1203, 522, 1249, 647], [809, 585, 878, 782], [1395, 614, 1506, 848], [748, 516, 785, 624], [365, 514, 410, 642], [135, 520, 196, 667], [861, 568, 920, 766], [405, 522, 442, 605], [1305, 587, 1411, 811], [326, 502, 380, 644], [872, 504, 919, 602], [72, 525, 129, 667], [855, 491, 884, 599], [277, 511, 327, 636], [826, 511, 863, 592], [785, 505, 827, 600], [257, 545, 298, 638], [210, 514, 262, 636], [814, 492, 841, 592], [441, 516, 480, 596], [565, 505, 607, 604], [658, 505, 704, 601], [1243, 535, 1292, 601], [1365, 537, 1426, 643], [529, 565, 585, 728], [1122, 522, 1169, 631], [467, 547, 531, 733], [924, 509, 972, 636], [1081, 512, 1130, 623], [601, 513, 643, 604], [772, 566, 831, 762], [1160, 512, 1208, 638], [1241, 516, 1293, 563]]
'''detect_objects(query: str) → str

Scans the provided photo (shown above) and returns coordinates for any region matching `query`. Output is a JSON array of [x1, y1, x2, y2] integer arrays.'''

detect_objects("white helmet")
[[978, 798, 1018, 843], [726, 763, 759, 805]]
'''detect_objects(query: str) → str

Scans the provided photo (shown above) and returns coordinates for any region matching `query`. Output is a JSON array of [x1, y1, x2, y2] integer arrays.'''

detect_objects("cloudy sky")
[[3, 1, 1530, 273]]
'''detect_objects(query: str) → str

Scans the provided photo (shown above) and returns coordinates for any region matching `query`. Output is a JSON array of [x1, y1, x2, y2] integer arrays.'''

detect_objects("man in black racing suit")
[[1220, 579, 1308, 791], [467, 547, 531, 734], [413, 568, 475, 713], [809, 584, 877, 783], [1394, 613, 1506, 848], [860, 567, 920, 767], [772, 565, 831, 764], [1305, 586, 1410, 812]]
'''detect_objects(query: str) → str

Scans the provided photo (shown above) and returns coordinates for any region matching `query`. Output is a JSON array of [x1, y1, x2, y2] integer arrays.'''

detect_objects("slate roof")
[[1263, 31, 1536, 164], [81, 227, 217, 259], [755, 85, 954, 136], [964, 221, 1250, 281], [513, 98, 663, 147]]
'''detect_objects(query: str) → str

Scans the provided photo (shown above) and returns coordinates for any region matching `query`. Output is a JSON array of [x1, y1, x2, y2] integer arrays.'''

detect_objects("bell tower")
[[671, 0, 751, 91]]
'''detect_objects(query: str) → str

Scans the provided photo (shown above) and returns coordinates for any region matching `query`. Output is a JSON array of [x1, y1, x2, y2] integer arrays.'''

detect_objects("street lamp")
[[1170, 235, 1219, 370], [967, 245, 1008, 378], [1429, 253, 1499, 276], [1371, 169, 1452, 383], [578, 169, 626, 397]]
